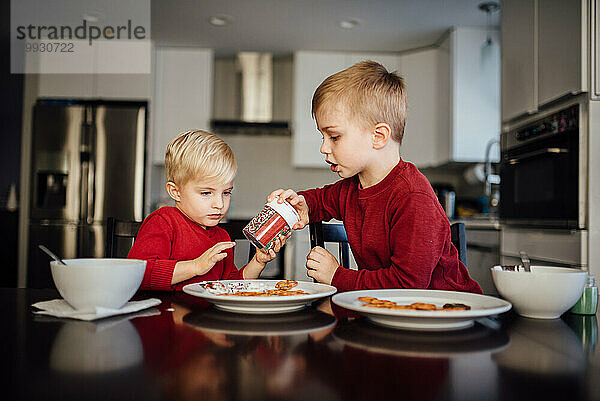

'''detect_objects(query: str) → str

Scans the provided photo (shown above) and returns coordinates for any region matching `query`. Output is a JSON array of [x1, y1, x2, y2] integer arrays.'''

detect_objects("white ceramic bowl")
[[491, 265, 587, 319], [50, 258, 146, 310]]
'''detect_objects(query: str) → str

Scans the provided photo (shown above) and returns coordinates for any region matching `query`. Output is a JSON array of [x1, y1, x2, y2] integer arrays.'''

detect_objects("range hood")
[[211, 52, 291, 135]]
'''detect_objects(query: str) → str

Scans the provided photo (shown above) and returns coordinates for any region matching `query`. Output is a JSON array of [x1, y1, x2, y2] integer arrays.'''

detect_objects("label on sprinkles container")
[[243, 198, 299, 250]]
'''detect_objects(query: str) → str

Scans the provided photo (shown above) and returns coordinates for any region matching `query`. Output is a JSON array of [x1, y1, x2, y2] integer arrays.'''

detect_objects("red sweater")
[[128, 207, 243, 291], [298, 159, 482, 294]]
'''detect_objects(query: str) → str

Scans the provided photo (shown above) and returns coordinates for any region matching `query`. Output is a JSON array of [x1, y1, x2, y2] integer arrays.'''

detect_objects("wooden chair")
[[105, 217, 143, 258], [450, 222, 468, 267], [309, 221, 351, 269]]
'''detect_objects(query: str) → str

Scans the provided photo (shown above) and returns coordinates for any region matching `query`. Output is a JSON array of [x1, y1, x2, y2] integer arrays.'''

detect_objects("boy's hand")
[[306, 246, 339, 285], [267, 189, 309, 230], [194, 242, 235, 276], [254, 233, 290, 264]]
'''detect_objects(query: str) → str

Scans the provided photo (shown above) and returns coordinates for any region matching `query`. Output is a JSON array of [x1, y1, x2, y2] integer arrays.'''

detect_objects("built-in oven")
[[500, 99, 587, 229]]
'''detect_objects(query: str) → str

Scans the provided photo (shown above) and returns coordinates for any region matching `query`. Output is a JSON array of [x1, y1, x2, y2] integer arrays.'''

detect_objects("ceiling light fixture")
[[339, 18, 360, 29], [478, 2, 500, 45], [208, 15, 232, 27], [82, 12, 102, 22]]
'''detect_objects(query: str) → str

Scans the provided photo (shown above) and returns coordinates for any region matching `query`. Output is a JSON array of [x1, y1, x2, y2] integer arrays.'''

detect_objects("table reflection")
[[49, 308, 159, 374], [493, 315, 593, 401], [494, 316, 586, 375], [333, 318, 510, 358], [183, 307, 336, 336]]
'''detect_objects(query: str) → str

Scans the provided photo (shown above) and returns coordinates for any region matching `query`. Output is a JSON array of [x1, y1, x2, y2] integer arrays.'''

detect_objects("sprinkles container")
[[243, 198, 299, 250]]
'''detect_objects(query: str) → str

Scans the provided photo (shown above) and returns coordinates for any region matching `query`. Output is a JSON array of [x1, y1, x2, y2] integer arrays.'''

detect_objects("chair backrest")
[[307, 221, 466, 269], [219, 220, 255, 261], [309, 221, 351, 269], [106, 217, 142, 258], [450, 222, 468, 267]]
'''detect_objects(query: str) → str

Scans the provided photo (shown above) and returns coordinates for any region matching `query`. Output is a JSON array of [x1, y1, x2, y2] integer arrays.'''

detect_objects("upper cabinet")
[[405, 28, 499, 166], [592, 0, 600, 99], [37, 73, 150, 100], [501, 0, 537, 121], [447, 27, 500, 163], [400, 47, 449, 167], [501, 0, 587, 122], [538, 0, 585, 105], [151, 47, 213, 164]]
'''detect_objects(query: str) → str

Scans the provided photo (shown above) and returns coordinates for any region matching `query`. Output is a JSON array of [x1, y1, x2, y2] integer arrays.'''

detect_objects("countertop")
[[4, 288, 600, 401], [453, 215, 502, 230]]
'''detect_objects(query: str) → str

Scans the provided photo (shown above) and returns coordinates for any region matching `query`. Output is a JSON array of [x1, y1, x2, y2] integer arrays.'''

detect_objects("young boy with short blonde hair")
[[270, 61, 481, 293], [130, 130, 286, 291]]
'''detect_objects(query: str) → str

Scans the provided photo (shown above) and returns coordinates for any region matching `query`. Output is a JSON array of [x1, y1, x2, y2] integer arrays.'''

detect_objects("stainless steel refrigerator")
[[28, 99, 147, 288]]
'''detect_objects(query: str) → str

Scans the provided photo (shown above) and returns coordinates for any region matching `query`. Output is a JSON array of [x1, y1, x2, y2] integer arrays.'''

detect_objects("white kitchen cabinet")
[[151, 47, 213, 164], [94, 74, 151, 99], [37, 74, 95, 98], [501, 0, 588, 121], [293, 52, 346, 167], [292, 51, 401, 167], [402, 28, 499, 167], [591, 0, 600, 99], [399, 48, 448, 167], [538, 0, 586, 105], [448, 27, 500, 163], [501, 0, 537, 121], [38, 73, 150, 99], [346, 53, 401, 72]]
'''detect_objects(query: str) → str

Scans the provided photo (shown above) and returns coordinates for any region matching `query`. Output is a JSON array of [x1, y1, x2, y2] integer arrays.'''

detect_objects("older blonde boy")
[[130, 130, 285, 291], [270, 61, 481, 293]]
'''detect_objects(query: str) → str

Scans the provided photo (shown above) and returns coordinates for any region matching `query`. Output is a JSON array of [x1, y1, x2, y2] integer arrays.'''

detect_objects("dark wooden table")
[[3, 288, 600, 401]]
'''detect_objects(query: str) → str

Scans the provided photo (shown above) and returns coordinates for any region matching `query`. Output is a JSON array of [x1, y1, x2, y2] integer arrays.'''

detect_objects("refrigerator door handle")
[[80, 107, 94, 224], [87, 157, 95, 224], [79, 148, 89, 222]]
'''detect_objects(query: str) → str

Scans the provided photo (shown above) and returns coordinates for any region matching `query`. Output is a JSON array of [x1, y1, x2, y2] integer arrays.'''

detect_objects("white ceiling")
[[151, 0, 500, 56]]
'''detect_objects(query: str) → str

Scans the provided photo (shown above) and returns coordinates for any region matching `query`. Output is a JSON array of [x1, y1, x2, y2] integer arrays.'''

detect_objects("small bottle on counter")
[[570, 273, 598, 315]]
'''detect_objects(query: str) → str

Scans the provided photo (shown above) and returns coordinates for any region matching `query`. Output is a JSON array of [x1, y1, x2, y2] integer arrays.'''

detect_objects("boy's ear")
[[371, 123, 392, 149], [166, 181, 181, 202]]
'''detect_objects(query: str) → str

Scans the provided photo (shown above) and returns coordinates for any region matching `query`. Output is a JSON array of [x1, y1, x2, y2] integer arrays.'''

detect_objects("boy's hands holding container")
[[266, 189, 310, 230], [253, 234, 289, 264], [266, 189, 339, 285], [241, 195, 296, 279], [306, 246, 339, 285]]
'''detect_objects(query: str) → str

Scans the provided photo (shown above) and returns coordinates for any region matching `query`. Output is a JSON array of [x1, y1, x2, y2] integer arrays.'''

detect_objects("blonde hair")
[[165, 130, 237, 186], [312, 60, 407, 144]]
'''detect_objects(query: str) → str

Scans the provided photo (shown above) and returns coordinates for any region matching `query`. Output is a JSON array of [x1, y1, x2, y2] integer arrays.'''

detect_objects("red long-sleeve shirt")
[[128, 207, 243, 291], [298, 159, 482, 294]]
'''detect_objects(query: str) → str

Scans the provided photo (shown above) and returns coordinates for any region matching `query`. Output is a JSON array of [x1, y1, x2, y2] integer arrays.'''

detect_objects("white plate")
[[332, 289, 512, 331], [333, 319, 510, 358], [184, 308, 336, 336], [183, 280, 337, 314]]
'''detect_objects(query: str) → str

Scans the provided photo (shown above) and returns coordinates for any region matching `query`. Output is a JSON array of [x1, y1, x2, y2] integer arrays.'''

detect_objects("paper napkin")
[[32, 298, 162, 321]]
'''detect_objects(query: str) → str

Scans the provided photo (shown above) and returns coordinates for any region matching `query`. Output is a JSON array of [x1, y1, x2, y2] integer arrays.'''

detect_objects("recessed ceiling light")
[[339, 18, 360, 29], [82, 12, 102, 22], [209, 15, 232, 27]]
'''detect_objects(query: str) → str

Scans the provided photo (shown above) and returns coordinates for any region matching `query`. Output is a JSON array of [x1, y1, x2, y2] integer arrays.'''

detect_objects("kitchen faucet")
[[484, 138, 501, 209]]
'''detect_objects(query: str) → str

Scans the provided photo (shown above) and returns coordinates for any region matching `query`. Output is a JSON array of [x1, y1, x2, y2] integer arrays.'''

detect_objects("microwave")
[[499, 100, 587, 229]]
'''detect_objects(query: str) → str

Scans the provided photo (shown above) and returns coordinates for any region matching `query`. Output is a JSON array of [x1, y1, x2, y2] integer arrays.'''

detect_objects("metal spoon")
[[38, 245, 67, 265], [519, 251, 531, 272]]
